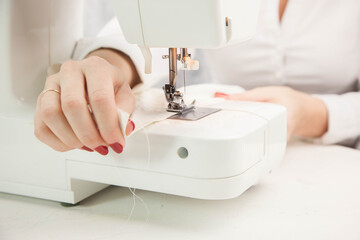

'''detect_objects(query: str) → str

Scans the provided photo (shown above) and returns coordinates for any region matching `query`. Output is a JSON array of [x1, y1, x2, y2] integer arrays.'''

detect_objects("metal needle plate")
[[168, 107, 221, 121]]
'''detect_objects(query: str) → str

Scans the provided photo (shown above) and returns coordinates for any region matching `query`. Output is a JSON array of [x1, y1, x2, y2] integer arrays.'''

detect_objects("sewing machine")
[[0, 0, 286, 204]]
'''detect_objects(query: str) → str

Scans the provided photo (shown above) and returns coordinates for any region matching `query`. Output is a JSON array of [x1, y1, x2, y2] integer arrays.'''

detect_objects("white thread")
[[131, 188, 150, 221], [126, 187, 137, 222], [126, 187, 150, 222], [125, 117, 152, 221], [114, 108, 152, 221], [135, 117, 152, 169], [114, 114, 152, 221]]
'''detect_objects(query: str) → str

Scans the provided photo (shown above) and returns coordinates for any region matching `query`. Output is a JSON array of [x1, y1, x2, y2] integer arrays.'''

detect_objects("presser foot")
[[168, 107, 221, 121], [166, 101, 187, 113], [167, 99, 221, 121]]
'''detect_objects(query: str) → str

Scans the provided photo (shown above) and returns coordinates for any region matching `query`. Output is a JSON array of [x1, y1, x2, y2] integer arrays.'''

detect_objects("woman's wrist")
[[296, 95, 329, 138], [86, 48, 141, 88]]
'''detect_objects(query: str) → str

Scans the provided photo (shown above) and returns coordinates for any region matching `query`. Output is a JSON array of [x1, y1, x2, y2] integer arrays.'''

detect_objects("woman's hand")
[[34, 49, 139, 155], [215, 86, 328, 139]]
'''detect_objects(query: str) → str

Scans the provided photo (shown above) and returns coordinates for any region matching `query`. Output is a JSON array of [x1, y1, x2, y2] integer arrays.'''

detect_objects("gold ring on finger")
[[40, 89, 61, 98]]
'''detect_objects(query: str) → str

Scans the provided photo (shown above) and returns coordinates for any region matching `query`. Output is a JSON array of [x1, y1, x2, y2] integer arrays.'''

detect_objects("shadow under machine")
[[0, 0, 286, 204]]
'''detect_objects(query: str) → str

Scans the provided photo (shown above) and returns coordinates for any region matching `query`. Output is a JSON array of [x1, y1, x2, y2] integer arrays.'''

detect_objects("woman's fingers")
[[40, 76, 84, 150], [114, 72, 136, 137], [59, 60, 109, 155], [34, 95, 73, 152], [214, 91, 258, 101], [215, 88, 283, 102], [114, 82, 136, 115], [35, 56, 137, 155], [125, 118, 136, 136], [34, 121, 73, 152], [82, 57, 127, 153], [215, 92, 257, 101], [214, 92, 230, 98]]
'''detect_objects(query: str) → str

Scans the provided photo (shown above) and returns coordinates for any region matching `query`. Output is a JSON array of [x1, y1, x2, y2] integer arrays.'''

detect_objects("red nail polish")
[[215, 92, 229, 96], [81, 146, 93, 152], [110, 142, 123, 154], [129, 119, 135, 132], [95, 146, 109, 155]]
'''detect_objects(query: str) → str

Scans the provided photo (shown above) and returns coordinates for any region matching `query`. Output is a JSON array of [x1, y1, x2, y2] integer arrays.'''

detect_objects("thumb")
[[115, 83, 136, 136], [114, 83, 136, 114]]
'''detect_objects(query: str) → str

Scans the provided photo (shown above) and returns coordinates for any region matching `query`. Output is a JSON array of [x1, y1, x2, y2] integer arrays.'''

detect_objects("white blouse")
[[74, 0, 360, 148]]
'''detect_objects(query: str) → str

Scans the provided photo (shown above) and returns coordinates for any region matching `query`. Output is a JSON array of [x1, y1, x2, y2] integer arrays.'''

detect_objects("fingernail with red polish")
[[95, 146, 109, 155], [81, 146, 93, 152], [110, 142, 123, 154], [215, 92, 229, 97], [129, 119, 135, 132]]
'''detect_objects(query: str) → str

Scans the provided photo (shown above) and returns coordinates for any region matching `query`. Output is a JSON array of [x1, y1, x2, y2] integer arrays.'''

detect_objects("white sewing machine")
[[0, 0, 286, 205]]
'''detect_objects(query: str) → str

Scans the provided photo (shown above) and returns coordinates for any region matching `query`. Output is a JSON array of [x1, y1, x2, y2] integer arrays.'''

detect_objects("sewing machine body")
[[0, 0, 286, 204], [114, 0, 261, 48], [66, 100, 286, 200]]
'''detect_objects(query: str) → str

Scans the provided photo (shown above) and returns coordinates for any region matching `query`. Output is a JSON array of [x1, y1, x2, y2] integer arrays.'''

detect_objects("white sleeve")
[[314, 83, 360, 148], [72, 17, 168, 86]]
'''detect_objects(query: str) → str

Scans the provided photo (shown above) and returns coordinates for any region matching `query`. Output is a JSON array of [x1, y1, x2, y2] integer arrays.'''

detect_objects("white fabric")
[[117, 109, 130, 138], [73, 0, 360, 148], [125, 84, 244, 135]]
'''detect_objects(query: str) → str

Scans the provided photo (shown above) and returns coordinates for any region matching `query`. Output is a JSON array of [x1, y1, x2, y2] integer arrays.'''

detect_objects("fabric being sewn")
[[118, 83, 245, 137]]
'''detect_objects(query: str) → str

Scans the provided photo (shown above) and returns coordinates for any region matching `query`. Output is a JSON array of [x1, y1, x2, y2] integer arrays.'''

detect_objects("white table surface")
[[1, 141, 360, 240]]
